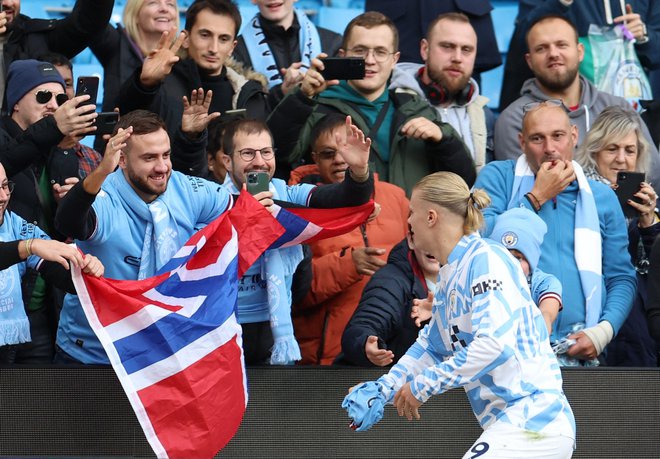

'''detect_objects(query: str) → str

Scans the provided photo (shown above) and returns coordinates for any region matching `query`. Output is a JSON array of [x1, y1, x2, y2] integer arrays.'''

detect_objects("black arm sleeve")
[[0, 241, 22, 270], [171, 128, 208, 177], [0, 117, 63, 177], [116, 66, 161, 115], [429, 123, 477, 188], [647, 236, 660, 342], [46, 0, 115, 58], [54, 181, 98, 240], [38, 261, 76, 294], [341, 265, 410, 367], [307, 170, 374, 208]]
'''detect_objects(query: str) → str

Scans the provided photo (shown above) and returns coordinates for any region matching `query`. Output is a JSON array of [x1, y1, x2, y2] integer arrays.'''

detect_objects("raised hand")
[[364, 335, 394, 366], [181, 88, 221, 138], [52, 177, 80, 203], [300, 53, 339, 98], [100, 127, 133, 175], [53, 95, 98, 137], [280, 62, 305, 95], [411, 290, 433, 327], [336, 115, 370, 180], [531, 160, 575, 206], [140, 30, 187, 88], [629, 181, 657, 228]]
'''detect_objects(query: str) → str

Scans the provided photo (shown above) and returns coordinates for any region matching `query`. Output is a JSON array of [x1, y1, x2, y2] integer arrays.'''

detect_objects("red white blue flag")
[[72, 192, 374, 458]]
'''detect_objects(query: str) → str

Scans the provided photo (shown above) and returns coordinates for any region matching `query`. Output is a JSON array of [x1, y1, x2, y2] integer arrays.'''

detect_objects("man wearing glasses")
[[220, 116, 375, 365], [474, 100, 636, 366], [493, 15, 658, 184], [267, 11, 475, 195], [0, 59, 96, 363]]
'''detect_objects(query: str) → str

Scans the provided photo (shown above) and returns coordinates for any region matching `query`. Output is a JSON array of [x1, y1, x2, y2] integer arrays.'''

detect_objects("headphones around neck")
[[416, 66, 474, 106]]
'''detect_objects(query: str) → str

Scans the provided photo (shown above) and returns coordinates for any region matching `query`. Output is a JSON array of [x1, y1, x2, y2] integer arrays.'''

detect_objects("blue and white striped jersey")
[[379, 233, 575, 438]]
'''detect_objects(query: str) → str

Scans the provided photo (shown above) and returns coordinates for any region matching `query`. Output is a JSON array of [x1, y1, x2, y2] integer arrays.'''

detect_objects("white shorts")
[[461, 422, 575, 459]]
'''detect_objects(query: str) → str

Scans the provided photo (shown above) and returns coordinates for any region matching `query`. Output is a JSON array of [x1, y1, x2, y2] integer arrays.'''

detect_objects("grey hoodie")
[[390, 62, 493, 171], [494, 76, 660, 184]]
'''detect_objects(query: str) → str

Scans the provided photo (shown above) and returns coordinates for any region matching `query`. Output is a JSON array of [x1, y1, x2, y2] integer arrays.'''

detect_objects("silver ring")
[[111, 141, 115, 149]]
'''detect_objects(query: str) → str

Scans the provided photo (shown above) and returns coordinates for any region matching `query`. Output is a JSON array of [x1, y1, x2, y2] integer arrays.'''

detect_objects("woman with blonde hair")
[[576, 106, 659, 366], [89, 0, 180, 116], [343, 171, 576, 458]]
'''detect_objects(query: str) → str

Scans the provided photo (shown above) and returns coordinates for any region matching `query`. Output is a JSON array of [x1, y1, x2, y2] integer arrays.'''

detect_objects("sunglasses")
[[522, 99, 566, 115], [35, 90, 69, 106]]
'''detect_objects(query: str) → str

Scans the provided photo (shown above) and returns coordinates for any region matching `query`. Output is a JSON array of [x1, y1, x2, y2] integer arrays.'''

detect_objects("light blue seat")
[[317, 6, 363, 35], [489, 1, 519, 53]]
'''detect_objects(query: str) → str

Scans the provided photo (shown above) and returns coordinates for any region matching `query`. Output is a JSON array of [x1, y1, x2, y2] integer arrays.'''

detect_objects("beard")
[[427, 65, 471, 98], [535, 62, 579, 92], [127, 168, 169, 199]]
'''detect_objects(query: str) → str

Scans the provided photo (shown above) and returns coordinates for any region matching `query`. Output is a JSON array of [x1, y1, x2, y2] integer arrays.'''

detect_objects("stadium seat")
[[317, 6, 363, 35], [489, 0, 519, 53]]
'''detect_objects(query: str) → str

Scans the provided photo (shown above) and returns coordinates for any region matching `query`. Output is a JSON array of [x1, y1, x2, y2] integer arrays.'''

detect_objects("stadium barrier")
[[1, 366, 658, 458]]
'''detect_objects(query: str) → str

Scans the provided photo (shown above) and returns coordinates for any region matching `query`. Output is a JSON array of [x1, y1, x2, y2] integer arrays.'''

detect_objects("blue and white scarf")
[[0, 213, 42, 346], [508, 156, 603, 327], [223, 177, 303, 364], [242, 8, 322, 88], [107, 171, 180, 280]]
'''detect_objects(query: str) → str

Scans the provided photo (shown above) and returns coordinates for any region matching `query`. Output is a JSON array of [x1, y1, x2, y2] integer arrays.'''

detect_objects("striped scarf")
[[508, 156, 603, 327], [242, 8, 321, 88]]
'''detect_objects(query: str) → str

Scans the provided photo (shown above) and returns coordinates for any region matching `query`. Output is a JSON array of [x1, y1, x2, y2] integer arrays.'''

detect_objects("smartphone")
[[94, 111, 120, 136], [615, 171, 645, 218], [320, 57, 365, 81], [75, 76, 99, 108], [246, 171, 270, 195]]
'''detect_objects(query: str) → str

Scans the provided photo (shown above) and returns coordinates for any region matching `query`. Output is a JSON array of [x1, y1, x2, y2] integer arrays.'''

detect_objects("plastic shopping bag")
[[582, 24, 652, 111]]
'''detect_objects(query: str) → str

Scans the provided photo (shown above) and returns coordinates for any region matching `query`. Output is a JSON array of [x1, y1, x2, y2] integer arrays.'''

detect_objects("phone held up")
[[320, 57, 366, 81], [75, 76, 99, 109], [246, 171, 270, 195], [614, 171, 645, 218]]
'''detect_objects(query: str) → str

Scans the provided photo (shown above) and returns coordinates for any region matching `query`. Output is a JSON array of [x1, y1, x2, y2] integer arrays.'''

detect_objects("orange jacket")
[[289, 166, 409, 364]]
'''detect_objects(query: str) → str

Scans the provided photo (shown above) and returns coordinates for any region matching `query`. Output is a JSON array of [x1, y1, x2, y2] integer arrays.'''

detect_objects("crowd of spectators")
[[0, 0, 658, 369]]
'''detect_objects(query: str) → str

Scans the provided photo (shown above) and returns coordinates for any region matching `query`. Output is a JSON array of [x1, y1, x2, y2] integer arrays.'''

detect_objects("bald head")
[[519, 104, 578, 173]]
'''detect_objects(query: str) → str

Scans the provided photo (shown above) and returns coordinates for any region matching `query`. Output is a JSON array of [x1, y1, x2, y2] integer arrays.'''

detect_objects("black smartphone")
[[615, 171, 645, 218], [75, 76, 99, 108], [94, 111, 120, 136], [320, 57, 365, 80], [246, 171, 270, 195]]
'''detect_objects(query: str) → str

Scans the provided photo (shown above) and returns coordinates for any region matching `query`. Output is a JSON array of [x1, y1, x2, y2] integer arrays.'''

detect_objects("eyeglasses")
[[346, 46, 396, 62], [1, 181, 15, 194], [236, 147, 276, 162], [522, 99, 565, 115], [35, 90, 69, 106]]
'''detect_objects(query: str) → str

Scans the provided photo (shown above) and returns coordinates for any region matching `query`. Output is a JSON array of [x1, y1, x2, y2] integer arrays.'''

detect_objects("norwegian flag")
[[72, 192, 374, 458]]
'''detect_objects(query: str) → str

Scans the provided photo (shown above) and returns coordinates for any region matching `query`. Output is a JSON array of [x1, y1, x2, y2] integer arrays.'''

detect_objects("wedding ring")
[[111, 141, 115, 149]]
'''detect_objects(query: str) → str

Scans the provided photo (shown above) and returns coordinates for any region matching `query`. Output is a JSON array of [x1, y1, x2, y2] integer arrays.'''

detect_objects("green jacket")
[[267, 86, 476, 196]]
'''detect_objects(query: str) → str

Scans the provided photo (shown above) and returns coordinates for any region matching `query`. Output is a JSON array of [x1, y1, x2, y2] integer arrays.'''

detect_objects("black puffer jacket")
[[2, 0, 114, 108], [340, 239, 429, 366]]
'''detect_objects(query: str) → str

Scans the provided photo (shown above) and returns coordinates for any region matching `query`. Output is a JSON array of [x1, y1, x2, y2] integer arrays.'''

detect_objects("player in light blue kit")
[[342, 171, 576, 458]]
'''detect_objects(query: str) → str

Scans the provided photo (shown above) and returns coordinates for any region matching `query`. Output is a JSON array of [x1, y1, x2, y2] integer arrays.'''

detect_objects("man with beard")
[[390, 13, 494, 173], [475, 101, 636, 365], [117, 0, 269, 162], [53, 111, 374, 365], [266, 11, 475, 194], [493, 14, 659, 185], [220, 116, 375, 365]]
